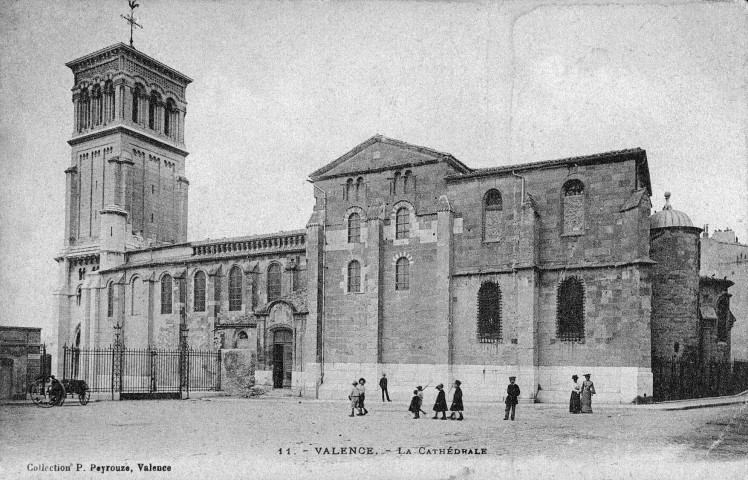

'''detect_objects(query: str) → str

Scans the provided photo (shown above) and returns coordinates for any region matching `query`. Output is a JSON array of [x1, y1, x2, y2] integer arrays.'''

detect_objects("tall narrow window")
[[348, 213, 361, 243], [76, 285, 82, 306], [132, 84, 143, 123], [562, 179, 585, 235], [345, 178, 354, 201], [557, 277, 585, 341], [91, 84, 102, 126], [194, 271, 206, 312], [213, 274, 222, 316], [130, 277, 138, 315], [229, 266, 243, 311], [161, 274, 173, 314], [477, 281, 502, 342], [107, 282, 114, 317], [164, 98, 175, 137], [103, 80, 114, 123], [717, 295, 730, 343], [355, 177, 364, 201], [347, 260, 361, 293], [267, 263, 282, 302], [403, 170, 412, 194], [396, 207, 410, 240], [393, 171, 401, 195], [148, 91, 161, 131], [483, 189, 503, 242], [395, 257, 410, 291]]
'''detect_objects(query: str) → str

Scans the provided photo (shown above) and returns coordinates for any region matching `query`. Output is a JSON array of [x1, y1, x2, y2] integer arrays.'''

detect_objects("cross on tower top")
[[120, 0, 142, 48]]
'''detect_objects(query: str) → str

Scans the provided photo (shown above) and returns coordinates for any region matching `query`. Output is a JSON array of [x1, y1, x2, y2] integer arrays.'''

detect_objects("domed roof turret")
[[650, 192, 694, 229]]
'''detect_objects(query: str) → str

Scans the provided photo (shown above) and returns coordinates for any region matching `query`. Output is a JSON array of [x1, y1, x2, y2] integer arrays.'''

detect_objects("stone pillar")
[[304, 208, 324, 396], [364, 205, 384, 367], [64, 166, 78, 246], [178, 109, 185, 143], [435, 196, 454, 373], [146, 274, 155, 347], [514, 197, 540, 402], [72, 93, 80, 134], [52, 258, 71, 376], [177, 176, 189, 243]]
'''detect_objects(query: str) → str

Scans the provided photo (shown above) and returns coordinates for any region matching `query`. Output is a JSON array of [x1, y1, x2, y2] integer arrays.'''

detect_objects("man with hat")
[[504, 376, 520, 421], [379, 373, 391, 402]]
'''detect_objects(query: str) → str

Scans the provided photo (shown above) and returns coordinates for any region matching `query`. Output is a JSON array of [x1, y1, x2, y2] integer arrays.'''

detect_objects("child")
[[432, 383, 448, 419], [348, 381, 360, 417], [357, 378, 368, 416], [416, 386, 428, 417], [449, 380, 464, 421], [408, 389, 422, 419]]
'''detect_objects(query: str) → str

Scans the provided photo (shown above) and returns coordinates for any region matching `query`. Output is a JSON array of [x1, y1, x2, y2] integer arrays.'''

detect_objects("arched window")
[[396, 207, 410, 240], [345, 178, 353, 201], [477, 281, 502, 342], [148, 91, 161, 131], [103, 80, 114, 124], [562, 179, 585, 235], [130, 277, 139, 315], [194, 271, 206, 312], [91, 84, 102, 126], [348, 212, 361, 243], [78, 89, 90, 132], [238, 330, 248, 339], [229, 266, 243, 311], [717, 295, 730, 343], [164, 98, 176, 138], [395, 257, 409, 291], [161, 274, 173, 314], [107, 282, 114, 318], [355, 177, 364, 201], [483, 189, 503, 242], [557, 277, 585, 341], [132, 84, 143, 124], [393, 171, 401, 195], [267, 263, 282, 302], [213, 274, 222, 316], [347, 260, 361, 293], [403, 170, 412, 194], [76, 285, 82, 306]]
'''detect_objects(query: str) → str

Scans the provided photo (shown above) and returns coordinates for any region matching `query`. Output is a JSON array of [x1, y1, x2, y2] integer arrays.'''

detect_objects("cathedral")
[[53, 43, 736, 403]]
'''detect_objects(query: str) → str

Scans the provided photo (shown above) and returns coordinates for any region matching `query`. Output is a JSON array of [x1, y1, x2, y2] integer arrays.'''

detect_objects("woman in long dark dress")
[[580, 373, 595, 413], [432, 383, 448, 419], [569, 375, 582, 414], [449, 380, 464, 420]]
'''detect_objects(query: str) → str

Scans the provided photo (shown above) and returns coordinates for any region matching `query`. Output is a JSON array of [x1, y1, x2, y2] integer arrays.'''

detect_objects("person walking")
[[379, 373, 391, 402], [580, 373, 596, 413], [408, 389, 422, 419], [357, 378, 368, 415], [569, 375, 582, 414], [449, 380, 464, 421], [348, 381, 360, 417], [432, 384, 448, 419], [504, 376, 520, 421], [416, 386, 428, 417]]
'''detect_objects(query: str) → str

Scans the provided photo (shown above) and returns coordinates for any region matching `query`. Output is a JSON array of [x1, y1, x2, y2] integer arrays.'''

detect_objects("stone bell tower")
[[53, 44, 192, 374]]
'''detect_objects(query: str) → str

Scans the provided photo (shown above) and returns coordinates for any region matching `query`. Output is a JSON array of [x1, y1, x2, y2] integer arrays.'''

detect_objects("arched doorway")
[[272, 329, 293, 389], [0, 358, 13, 400]]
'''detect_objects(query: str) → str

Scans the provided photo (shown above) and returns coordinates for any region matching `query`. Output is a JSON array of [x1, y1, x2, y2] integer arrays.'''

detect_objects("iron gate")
[[63, 346, 221, 399]]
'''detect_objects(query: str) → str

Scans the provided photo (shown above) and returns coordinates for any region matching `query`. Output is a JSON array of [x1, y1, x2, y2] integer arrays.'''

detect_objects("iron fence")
[[652, 357, 748, 402], [63, 346, 221, 398]]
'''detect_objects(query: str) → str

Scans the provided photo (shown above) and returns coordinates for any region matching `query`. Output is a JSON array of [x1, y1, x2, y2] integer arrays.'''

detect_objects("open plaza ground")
[[1, 395, 747, 479]]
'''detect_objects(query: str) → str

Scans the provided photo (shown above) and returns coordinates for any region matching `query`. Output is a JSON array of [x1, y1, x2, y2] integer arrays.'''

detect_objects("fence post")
[[216, 350, 222, 391]]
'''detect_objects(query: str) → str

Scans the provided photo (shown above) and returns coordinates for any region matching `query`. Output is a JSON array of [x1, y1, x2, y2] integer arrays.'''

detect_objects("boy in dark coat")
[[379, 373, 390, 402], [432, 383, 448, 419], [449, 380, 464, 420], [504, 376, 520, 421], [408, 389, 422, 419]]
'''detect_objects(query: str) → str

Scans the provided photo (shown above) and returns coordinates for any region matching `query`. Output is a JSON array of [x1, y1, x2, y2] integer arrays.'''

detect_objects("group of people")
[[348, 373, 596, 420], [569, 373, 596, 414], [408, 381, 464, 420]]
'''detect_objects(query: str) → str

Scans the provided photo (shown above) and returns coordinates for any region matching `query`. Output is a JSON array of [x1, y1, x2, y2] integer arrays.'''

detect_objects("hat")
[[454, 380, 461, 386], [352, 381, 359, 386], [417, 385, 423, 390], [436, 383, 444, 389], [509, 376, 516, 380], [359, 378, 366, 383], [572, 375, 578, 380], [584, 373, 591, 378]]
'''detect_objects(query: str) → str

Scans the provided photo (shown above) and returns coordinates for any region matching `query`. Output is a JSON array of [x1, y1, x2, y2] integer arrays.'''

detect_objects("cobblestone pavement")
[[1, 397, 746, 479]]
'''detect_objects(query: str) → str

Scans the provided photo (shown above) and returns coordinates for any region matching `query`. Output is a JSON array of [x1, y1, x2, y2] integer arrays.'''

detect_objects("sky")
[[0, 0, 746, 343]]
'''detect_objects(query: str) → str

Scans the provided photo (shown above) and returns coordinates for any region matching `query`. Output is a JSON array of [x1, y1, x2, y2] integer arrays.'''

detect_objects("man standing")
[[379, 373, 391, 402], [504, 376, 520, 421]]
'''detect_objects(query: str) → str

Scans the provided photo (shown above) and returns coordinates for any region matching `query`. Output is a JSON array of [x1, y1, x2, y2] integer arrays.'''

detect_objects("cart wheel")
[[29, 376, 65, 408], [79, 389, 90, 405]]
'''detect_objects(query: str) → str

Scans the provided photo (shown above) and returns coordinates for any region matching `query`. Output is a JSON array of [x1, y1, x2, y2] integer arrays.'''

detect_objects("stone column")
[[52, 258, 71, 376], [364, 205, 384, 368], [64, 166, 78, 246], [435, 196, 455, 376], [72, 93, 80, 134], [304, 208, 324, 396], [177, 176, 189, 243]]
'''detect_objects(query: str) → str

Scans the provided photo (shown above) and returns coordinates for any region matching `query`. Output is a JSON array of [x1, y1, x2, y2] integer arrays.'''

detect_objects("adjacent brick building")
[[53, 44, 737, 404]]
